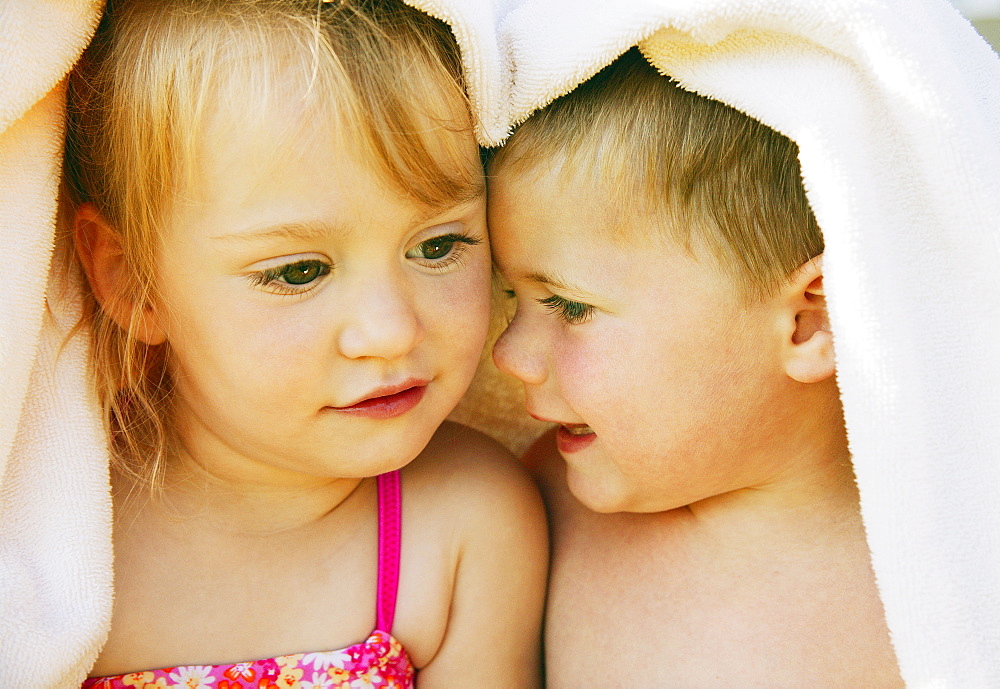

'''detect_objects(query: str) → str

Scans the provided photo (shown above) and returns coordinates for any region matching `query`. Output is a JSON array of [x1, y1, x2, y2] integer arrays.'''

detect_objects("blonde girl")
[[64, 0, 546, 686]]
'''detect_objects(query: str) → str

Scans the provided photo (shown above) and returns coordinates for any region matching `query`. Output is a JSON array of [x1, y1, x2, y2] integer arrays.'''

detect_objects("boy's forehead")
[[490, 161, 670, 254], [493, 163, 599, 231], [488, 161, 737, 301], [493, 180, 640, 285]]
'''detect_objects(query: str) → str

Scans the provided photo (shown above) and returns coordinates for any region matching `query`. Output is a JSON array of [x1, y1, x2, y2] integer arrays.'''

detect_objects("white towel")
[[0, 1, 110, 686], [412, 0, 1000, 685], [3, 0, 998, 685]]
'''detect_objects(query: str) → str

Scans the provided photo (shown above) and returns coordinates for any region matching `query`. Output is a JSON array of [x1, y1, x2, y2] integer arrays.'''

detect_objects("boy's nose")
[[492, 312, 548, 386], [338, 279, 423, 361]]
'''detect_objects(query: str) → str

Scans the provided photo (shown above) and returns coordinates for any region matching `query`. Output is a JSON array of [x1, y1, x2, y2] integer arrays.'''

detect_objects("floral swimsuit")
[[83, 471, 415, 689]]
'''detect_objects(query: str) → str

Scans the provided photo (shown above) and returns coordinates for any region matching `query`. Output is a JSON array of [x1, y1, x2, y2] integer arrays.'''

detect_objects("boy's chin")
[[562, 460, 636, 514], [562, 455, 690, 514]]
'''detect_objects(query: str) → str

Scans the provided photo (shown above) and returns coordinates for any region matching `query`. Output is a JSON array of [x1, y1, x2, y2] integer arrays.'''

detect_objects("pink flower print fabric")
[[81, 630, 415, 689]]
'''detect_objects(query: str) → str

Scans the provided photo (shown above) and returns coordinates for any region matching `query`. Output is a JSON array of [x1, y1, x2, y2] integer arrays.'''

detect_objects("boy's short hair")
[[489, 47, 823, 300]]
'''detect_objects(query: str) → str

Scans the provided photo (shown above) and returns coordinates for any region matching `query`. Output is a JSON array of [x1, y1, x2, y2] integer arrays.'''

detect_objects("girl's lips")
[[556, 424, 597, 453], [328, 384, 426, 419]]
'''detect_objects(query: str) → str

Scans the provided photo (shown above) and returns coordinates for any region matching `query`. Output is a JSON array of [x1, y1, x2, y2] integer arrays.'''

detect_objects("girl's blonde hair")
[[489, 48, 823, 301], [63, 0, 481, 487]]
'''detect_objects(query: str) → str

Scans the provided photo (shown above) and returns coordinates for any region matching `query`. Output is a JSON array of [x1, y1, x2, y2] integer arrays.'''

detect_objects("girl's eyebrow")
[[412, 192, 486, 227], [212, 194, 485, 245], [211, 221, 350, 243]]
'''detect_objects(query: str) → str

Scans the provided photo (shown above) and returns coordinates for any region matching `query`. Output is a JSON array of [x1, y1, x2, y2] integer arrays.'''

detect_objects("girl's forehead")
[[180, 92, 477, 209], [164, 87, 481, 248]]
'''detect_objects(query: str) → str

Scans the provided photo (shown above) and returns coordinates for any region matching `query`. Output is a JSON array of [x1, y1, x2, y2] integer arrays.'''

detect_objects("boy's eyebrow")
[[525, 271, 586, 294], [211, 221, 349, 243]]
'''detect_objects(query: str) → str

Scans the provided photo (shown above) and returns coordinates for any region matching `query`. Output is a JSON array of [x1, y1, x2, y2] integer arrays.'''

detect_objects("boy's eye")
[[536, 294, 594, 325], [248, 259, 332, 294], [406, 232, 482, 268]]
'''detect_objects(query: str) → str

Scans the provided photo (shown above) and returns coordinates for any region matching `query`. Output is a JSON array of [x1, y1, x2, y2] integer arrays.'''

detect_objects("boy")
[[488, 48, 903, 686]]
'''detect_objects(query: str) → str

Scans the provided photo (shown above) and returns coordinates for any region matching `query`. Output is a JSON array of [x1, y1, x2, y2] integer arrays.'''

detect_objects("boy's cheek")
[[562, 320, 647, 383], [555, 337, 627, 417]]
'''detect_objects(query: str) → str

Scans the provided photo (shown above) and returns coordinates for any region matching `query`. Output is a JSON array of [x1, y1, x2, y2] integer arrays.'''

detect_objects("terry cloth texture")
[[0, 0, 111, 687], [2, 0, 998, 685]]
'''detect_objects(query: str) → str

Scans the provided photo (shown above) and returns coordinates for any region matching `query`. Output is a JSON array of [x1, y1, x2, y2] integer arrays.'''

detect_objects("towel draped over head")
[[1, 0, 998, 685]]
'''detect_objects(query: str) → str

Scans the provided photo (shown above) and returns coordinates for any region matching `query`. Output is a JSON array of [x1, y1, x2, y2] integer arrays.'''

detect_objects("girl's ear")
[[74, 202, 166, 346], [780, 254, 834, 384]]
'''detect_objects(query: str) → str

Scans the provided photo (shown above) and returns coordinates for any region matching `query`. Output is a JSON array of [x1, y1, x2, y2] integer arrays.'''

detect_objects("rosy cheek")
[[561, 325, 656, 435], [437, 282, 491, 327], [194, 304, 326, 397], [423, 265, 492, 350], [553, 337, 612, 411]]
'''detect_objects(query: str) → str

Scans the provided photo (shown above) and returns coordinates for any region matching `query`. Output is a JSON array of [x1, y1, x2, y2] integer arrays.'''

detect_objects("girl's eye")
[[418, 236, 455, 260], [537, 294, 594, 325], [406, 233, 482, 269], [248, 259, 332, 294], [282, 261, 325, 285]]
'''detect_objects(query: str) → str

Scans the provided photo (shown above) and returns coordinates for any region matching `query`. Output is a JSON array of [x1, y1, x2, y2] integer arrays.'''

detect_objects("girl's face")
[[152, 100, 491, 482]]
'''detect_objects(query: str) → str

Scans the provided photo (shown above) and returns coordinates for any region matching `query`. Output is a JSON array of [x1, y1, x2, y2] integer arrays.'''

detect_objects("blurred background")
[[951, 0, 1000, 48]]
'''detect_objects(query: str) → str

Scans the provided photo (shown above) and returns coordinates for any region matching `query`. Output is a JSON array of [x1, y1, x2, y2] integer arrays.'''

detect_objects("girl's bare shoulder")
[[396, 422, 548, 684], [403, 421, 544, 524]]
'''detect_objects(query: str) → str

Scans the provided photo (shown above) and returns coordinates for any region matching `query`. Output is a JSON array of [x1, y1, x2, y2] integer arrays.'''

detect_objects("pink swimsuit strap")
[[375, 469, 402, 633]]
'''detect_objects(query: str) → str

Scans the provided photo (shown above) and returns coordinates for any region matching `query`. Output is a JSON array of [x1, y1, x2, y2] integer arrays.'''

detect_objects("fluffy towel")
[[0, 1, 110, 686], [419, 0, 1000, 685], [3, 0, 999, 686]]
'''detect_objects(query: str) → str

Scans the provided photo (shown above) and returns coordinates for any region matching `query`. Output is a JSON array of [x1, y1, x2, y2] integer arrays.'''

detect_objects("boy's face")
[[491, 168, 794, 513]]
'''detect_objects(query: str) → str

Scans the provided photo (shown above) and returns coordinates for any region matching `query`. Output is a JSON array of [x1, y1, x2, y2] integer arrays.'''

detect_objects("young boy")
[[488, 48, 904, 686]]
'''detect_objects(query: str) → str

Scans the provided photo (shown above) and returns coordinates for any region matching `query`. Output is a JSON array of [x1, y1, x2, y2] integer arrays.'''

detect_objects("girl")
[[64, 0, 547, 686]]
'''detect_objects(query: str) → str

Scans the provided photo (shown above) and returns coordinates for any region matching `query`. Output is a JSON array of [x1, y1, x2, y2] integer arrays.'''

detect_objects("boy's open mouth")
[[556, 423, 597, 453], [561, 423, 595, 436]]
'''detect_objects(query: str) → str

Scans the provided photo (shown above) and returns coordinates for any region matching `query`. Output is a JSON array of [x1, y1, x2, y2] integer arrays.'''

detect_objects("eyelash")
[[407, 233, 482, 271], [247, 259, 332, 295], [536, 294, 594, 325], [245, 232, 480, 295]]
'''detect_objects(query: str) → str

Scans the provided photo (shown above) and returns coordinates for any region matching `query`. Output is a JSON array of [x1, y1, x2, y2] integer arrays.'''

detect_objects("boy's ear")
[[780, 254, 834, 384], [74, 202, 167, 346]]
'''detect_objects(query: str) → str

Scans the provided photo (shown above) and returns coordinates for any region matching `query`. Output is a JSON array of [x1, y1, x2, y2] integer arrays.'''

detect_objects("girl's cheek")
[[430, 261, 493, 330]]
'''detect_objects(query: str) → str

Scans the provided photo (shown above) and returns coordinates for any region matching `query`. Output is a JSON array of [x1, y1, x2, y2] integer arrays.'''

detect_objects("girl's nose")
[[492, 310, 548, 386], [338, 278, 423, 361]]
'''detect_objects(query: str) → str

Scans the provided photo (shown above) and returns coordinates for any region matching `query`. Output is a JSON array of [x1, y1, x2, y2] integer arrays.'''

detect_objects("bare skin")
[[94, 422, 547, 687], [528, 428, 902, 688], [78, 71, 548, 685], [490, 164, 904, 687]]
